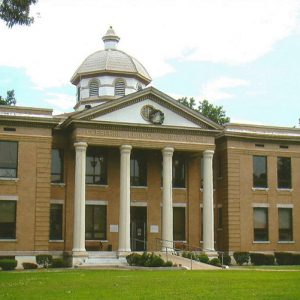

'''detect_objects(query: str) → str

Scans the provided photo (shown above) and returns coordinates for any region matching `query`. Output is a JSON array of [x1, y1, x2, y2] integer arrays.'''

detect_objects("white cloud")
[[0, 0, 299, 89], [44, 93, 74, 110], [200, 77, 249, 101]]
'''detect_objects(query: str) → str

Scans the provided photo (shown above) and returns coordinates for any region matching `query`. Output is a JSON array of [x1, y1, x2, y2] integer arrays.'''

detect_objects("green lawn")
[[0, 269, 300, 300]]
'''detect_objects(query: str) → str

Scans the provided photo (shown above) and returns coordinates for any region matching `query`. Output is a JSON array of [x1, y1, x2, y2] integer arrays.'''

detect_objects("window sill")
[[51, 183, 65, 187], [49, 240, 64, 243], [86, 184, 108, 188], [278, 241, 295, 244], [252, 241, 270, 244], [86, 240, 108, 242], [277, 188, 293, 192], [131, 186, 148, 189], [0, 239, 17, 242], [0, 177, 19, 182], [252, 187, 269, 192], [217, 228, 223, 231]]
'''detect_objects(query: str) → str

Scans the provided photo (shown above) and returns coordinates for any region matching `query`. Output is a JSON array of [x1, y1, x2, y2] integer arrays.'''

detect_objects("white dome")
[[71, 26, 151, 85]]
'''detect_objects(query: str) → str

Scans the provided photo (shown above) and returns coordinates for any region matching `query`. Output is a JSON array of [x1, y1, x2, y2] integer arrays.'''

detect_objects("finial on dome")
[[102, 26, 120, 50]]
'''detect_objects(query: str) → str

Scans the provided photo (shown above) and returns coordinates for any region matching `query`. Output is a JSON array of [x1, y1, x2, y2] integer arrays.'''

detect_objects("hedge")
[[126, 252, 172, 267], [250, 253, 275, 266], [0, 259, 17, 271], [22, 262, 38, 269], [275, 252, 300, 265], [233, 252, 250, 265], [36, 255, 53, 268]]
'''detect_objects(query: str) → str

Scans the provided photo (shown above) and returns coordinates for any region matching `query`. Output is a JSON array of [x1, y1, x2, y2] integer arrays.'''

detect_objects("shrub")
[[36, 255, 53, 268], [51, 258, 68, 268], [233, 252, 250, 265], [22, 262, 38, 270], [164, 260, 173, 267], [144, 253, 164, 267], [274, 252, 294, 265], [250, 253, 275, 266], [0, 259, 17, 271], [293, 254, 300, 265], [209, 258, 221, 267], [218, 252, 231, 266], [197, 254, 209, 264], [182, 251, 196, 260], [126, 253, 142, 266]]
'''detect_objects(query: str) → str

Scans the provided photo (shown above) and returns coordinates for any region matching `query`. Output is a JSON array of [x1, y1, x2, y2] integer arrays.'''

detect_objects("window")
[[89, 80, 99, 97], [200, 158, 204, 189], [277, 157, 291, 189], [253, 207, 269, 241], [278, 208, 293, 241], [130, 151, 147, 186], [51, 149, 64, 183], [0, 141, 18, 178], [49, 204, 63, 240], [253, 156, 268, 188], [173, 154, 186, 188], [114, 79, 125, 96], [137, 83, 142, 91], [0, 200, 16, 239], [77, 86, 81, 102], [86, 147, 107, 185], [85, 205, 107, 240], [173, 207, 185, 241]]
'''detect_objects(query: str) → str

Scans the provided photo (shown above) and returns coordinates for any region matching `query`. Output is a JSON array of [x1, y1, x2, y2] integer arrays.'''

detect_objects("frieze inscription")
[[78, 128, 213, 144]]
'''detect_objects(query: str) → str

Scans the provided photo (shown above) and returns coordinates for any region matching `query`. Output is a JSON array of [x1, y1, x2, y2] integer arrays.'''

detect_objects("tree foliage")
[[0, 0, 37, 28], [178, 97, 230, 125], [0, 89, 17, 105]]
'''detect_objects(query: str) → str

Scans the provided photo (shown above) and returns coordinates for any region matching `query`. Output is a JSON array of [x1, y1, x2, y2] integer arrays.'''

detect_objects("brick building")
[[0, 27, 299, 266]]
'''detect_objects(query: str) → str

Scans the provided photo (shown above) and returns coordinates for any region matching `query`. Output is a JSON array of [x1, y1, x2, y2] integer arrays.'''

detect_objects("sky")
[[0, 0, 300, 127]]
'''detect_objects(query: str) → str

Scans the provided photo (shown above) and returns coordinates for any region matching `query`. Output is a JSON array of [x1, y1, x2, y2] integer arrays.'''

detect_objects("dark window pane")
[[277, 157, 291, 189], [218, 207, 223, 228], [51, 149, 64, 183], [0, 141, 18, 178], [130, 151, 147, 186], [278, 208, 293, 241], [173, 154, 186, 188], [0, 201, 16, 239], [253, 207, 268, 241], [86, 148, 107, 185], [85, 205, 107, 240], [173, 207, 185, 241], [253, 156, 268, 188], [49, 204, 63, 240]]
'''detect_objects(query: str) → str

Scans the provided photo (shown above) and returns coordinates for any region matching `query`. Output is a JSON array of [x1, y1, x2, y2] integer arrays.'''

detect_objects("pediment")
[[71, 87, 222, 130]]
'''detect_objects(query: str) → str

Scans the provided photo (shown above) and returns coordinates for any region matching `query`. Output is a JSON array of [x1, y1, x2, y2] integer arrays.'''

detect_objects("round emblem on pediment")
[[141, 105, 164, 125]]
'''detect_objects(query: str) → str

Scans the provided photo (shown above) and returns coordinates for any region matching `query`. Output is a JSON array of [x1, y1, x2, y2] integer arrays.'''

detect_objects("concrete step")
[[87, 251, 118, 259]]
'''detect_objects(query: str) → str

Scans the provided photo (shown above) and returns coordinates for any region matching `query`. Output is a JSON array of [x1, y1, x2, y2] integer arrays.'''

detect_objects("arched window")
[[114, 79, 125, 96], [89, 80, 99, 97]]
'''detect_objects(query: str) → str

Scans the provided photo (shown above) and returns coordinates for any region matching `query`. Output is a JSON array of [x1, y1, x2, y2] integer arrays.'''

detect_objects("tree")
[[0, 0, 38, 28], [0, 89, 17, 105], [178, 97, 230, 125]]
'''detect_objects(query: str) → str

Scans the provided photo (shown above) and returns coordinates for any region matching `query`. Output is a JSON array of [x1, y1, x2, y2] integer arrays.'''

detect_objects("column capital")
[[203, 149, 214, 158], [74, 142, 88, 151], [162, 147, 174, 156], [120, 144, 132, 153]]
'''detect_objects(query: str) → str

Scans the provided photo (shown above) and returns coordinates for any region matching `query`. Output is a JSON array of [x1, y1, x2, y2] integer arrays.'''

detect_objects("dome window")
[[89, 80, 99, 97], [115, 79, 126, 96], [137, 83, 142, 91]]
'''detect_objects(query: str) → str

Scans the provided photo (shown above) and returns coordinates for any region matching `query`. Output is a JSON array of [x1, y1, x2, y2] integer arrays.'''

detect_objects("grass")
[[0, 269, 300, 299]]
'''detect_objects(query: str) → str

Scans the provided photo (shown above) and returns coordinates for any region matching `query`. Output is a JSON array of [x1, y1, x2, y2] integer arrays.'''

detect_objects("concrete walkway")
[[158, 252, 220, 270]]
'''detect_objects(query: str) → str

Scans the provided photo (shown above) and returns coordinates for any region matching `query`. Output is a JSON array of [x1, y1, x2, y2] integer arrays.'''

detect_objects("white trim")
[[131, 186, 148, 189], [0, 177, 19, 182], [50, 199, 64, 204], [217, 204, 223, 208], [51, 183, 65, 187], [49, 240, 64, 243], [277, 188, 293, 192], [173, 203, 187, 207], [85, 240, 108, 242], [86, 200, 108, 205], [252, 203, 269, 208], [0, 239, 17, 242], [0, 195, 18, 201], [131, 201, 147, 207], [278, 241, 295, 244], [277, 203, 294, 208], [200, 203, 217, 208], [86, 184, 109, 188], [252, 187, 269, 192], [253, 241, 270, 244]]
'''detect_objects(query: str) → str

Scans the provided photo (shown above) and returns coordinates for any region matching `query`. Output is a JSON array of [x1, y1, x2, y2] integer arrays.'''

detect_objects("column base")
[[118, 250, 131, 257], [71, 250, 88, 267], [203, 250, 218, 258]]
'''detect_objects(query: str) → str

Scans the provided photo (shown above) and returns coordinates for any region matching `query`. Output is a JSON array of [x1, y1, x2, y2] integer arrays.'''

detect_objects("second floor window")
[[51, 149, 64, 183], [130, 151, 147, 186], [253, 156, 267, 188], [173, 154, 186, 188], [0, 141, 18, 178], [277, 157, 291, 189], [86, 147, 107, 185]]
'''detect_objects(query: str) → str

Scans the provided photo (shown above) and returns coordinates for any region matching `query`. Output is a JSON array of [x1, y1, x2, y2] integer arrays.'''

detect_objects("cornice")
[[0, 115, 60, 128]]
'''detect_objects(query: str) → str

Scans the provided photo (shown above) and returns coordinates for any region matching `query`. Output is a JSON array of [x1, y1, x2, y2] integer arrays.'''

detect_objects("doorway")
[[130, 207, 147, 251]]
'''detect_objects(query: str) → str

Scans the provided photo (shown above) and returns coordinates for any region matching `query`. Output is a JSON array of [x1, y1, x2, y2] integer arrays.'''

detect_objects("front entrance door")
[[130, 207, 147, 251]]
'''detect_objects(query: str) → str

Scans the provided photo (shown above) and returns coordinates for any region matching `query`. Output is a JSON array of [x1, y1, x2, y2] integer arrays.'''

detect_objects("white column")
[[161, 147, 174, 251], [72, 142, 88, 254], [118, 145, 132, 252], [203, 150, 215, 251]]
